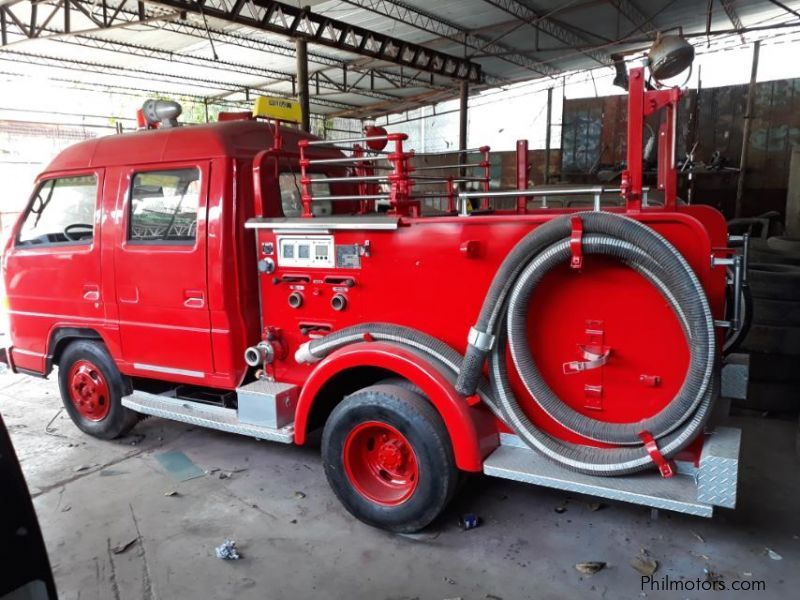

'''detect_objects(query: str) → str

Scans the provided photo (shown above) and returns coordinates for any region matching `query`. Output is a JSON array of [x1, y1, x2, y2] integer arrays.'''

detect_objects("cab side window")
[[129, 168, 200, 243], [16, 175, 97, 247]]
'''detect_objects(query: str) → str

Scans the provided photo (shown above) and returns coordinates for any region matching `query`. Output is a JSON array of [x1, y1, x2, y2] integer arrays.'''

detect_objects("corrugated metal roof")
[[1, 0, 799, 119]]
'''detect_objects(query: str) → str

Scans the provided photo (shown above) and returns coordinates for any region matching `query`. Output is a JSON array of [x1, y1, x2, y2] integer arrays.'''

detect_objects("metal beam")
[[152, 0, 481, 82], [719, 0, 744, 31], [338, 0, 560, 80], [0, 1, 451, 100], [766, 0, 800, 20], [0, 66, 251, 109], [36, 32, 402, 102], [330, 87, 454, 119], [480, 0, 610, 66], [0, 48, 358, 111], [607, 0, 657, 36]]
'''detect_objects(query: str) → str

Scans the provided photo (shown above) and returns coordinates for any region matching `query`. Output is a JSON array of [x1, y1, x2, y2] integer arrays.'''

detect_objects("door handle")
[[184, 289, 205, 308], [83, 284, 100, 302]]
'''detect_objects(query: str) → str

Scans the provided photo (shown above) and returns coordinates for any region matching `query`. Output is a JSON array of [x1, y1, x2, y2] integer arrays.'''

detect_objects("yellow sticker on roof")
[[252, 96, 302, 123]]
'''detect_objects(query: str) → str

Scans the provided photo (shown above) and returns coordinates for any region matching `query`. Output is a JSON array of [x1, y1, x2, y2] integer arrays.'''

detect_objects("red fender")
[[293, 341, 497, 472]]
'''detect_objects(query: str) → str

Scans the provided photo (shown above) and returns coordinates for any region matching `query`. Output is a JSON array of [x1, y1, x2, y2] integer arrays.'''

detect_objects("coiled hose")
[[295, 212, 716, 476]]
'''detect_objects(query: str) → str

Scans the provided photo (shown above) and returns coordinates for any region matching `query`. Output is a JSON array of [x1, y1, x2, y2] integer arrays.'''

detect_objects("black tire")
[[57, 340, 139, 440], [749, 239, 800, 266], [375, 376, 423, 395], [767, 236, 800, 255], [748, 263, 800, 301], [321, 384, 457, 533], [751, 297, 800, 327], [741, 324, 800, 356]]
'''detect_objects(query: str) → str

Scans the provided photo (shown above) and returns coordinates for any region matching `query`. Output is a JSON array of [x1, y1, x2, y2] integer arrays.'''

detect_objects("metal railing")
[[298, 133, 491, 217], [456, 186, 652, 215]]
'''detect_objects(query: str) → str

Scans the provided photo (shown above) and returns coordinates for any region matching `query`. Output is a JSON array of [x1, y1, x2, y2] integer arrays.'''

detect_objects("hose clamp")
[[569, 216, 584, 270], [468, 327, 495, 351], [639, 430, 675, 478], [562, 344, 611, 374]]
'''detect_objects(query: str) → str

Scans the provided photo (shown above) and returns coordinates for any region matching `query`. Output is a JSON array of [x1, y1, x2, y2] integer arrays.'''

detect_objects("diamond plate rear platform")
[[483, 427, 741, 517], [697, 426, 741, 509]]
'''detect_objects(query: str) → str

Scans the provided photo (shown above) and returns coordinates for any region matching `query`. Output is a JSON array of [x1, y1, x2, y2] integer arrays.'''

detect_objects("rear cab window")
[[129, 168, 200, 243], [279, 172, 331, 217], [16, 175, 97, 247]]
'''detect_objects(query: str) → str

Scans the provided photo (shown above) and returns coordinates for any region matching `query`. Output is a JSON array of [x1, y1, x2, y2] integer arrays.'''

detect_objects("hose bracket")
[[562, 344, 610, 374], [569, 216, 584, 270], [639, 430, 675, 478]]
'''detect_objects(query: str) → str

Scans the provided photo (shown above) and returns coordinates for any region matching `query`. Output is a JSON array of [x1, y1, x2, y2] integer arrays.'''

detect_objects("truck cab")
[[2, 118, 348, 391]]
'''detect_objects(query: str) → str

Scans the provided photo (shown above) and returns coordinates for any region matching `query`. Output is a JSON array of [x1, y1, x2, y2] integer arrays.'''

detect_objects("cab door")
[[113, 162, 214, 382], [4, 171, 105, 373]]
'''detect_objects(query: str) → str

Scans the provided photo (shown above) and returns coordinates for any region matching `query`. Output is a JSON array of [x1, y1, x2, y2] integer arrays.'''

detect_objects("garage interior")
[[2, 1, 800, 599]]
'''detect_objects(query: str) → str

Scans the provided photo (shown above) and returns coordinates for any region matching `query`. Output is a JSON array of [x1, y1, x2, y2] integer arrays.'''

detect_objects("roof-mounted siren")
[[647, 31, 695, 84], [140, 99, 183, 129]]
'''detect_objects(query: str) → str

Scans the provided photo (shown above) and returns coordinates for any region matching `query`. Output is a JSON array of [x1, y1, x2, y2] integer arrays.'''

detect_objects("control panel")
[[276, 235, 335, 269]]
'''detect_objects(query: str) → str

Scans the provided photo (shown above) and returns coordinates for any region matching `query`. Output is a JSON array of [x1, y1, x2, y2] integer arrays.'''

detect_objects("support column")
[[459, 80, 469, 150], [516, 139, 528, 213], [735, 40, 760, 218], [459, 80, 468, 173], [544, 87, 553, 184], [296, 38, 310, 132]]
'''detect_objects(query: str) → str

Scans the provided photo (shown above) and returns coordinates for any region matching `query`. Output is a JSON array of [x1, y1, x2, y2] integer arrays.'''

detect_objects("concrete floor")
[[1, 370, 798, 600]]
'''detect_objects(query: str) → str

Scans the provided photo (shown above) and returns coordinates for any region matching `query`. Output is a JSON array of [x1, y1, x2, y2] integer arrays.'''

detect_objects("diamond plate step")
[[483, 427, 741, 517], [484, 445, 712, 516], [122, 391, 294, 443]]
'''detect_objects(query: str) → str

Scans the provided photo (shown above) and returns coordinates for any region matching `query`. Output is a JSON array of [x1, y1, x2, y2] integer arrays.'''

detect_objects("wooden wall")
[[560, 78, 800, 217]]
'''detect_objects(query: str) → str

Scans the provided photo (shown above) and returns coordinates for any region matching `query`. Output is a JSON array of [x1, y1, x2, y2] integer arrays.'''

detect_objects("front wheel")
[[57, 340, 138, 440], [321, 384, 457, 533]]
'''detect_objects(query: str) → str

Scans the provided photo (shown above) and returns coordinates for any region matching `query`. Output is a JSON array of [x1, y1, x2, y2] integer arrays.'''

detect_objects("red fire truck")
[[1, 65, 743, 532]]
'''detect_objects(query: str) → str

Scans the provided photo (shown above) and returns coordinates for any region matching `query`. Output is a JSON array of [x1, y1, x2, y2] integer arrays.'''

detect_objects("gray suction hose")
[[296, 212, 716, 476], [506, 233, 713, 445]]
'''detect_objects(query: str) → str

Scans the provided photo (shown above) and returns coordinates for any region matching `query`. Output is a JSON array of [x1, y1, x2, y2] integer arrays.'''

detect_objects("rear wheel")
[[57, 340, 138, 440], [321, 384, 457, 533]]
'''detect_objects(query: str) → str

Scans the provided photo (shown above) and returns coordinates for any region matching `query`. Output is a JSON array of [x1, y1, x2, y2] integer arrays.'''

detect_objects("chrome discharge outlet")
[[244, 342, 275, 367], [288, 292, 303, 309], [331, 294, 347, 311]]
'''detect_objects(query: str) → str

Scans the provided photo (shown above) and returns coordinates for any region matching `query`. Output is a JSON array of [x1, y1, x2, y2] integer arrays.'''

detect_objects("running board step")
[[122, 391, 294, 443], [483, 427, 741, 517]]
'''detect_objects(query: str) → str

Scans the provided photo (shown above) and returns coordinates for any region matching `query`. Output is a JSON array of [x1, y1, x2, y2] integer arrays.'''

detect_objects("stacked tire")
[[738, 244, 800, 412], [748, 236, 800, 266]]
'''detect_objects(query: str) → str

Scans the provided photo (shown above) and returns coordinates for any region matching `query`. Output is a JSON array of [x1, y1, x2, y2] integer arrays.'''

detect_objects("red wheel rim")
[[343, 421, 420, 506], [67, 360, 111, 421]]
